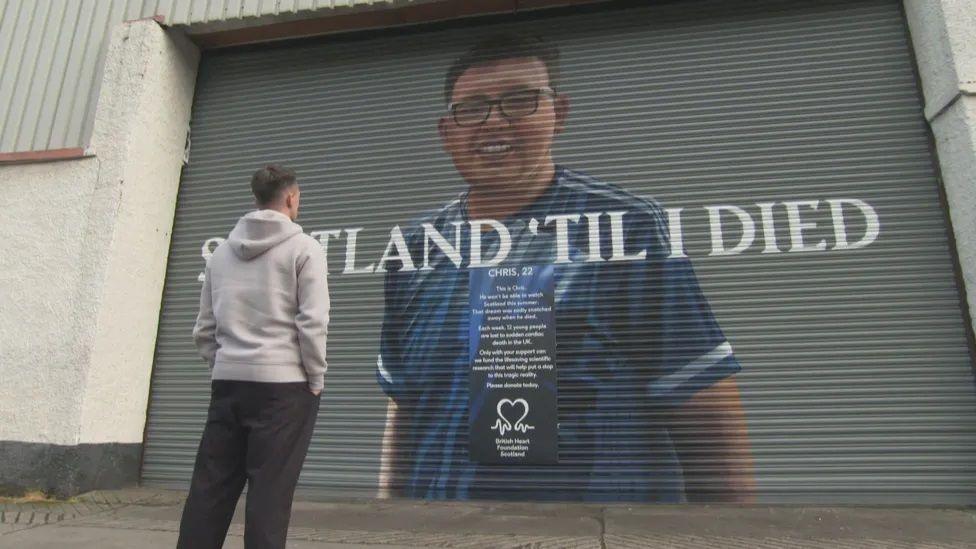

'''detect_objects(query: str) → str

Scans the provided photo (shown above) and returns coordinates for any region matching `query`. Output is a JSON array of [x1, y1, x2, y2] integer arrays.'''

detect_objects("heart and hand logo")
[[492, 398, 536, 436]]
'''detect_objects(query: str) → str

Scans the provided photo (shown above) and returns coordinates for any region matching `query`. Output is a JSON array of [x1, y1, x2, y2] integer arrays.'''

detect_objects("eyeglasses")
[[447, 87, 557, 127]]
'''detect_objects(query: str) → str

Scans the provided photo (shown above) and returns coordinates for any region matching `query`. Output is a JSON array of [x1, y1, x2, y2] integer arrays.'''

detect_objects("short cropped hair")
[[443, 33, 561, 103], [251, 164, 297, 205]]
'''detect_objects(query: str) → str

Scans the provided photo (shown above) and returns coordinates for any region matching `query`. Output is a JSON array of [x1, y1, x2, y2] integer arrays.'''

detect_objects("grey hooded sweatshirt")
[[193, 209, 330, 391]]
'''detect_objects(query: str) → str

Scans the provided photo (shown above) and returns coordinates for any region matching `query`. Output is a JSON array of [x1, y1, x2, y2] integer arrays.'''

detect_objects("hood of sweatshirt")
[[226, 209, 303, 260]]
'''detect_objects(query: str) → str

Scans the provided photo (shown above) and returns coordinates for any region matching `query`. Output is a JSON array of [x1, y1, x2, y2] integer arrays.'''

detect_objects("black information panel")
[[468, 265, 558, 464]]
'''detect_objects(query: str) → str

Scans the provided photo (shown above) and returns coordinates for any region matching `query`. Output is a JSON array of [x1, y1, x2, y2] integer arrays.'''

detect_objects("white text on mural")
[[198, 198, 879, 280]]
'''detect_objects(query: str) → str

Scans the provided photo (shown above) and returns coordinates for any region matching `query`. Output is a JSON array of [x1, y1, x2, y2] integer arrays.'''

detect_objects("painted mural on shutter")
[[143, 0, 976, 504]]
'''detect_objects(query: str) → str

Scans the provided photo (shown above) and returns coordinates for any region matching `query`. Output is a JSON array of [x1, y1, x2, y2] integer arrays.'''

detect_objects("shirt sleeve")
[[192, 264, 218, 368], [644, 256, 740, 406], [624, 204, 741, 407], [296, 241, 330, 391], [377, 269, 406, 400]]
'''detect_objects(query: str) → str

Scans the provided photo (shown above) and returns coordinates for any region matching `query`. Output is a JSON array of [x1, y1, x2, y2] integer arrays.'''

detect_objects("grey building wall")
[[0, 0, 423, 155]]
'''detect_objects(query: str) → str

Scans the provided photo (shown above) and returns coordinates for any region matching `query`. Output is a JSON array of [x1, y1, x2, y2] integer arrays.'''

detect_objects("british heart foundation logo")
[[492, 398, 535, 436]]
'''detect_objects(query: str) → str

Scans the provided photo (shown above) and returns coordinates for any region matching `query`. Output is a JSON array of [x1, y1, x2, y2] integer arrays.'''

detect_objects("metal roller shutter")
[[142, 0, 976, 504]]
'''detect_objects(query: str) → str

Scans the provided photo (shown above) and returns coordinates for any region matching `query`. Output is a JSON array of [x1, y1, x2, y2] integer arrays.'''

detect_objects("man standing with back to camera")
[[177, 164, 330, 549]]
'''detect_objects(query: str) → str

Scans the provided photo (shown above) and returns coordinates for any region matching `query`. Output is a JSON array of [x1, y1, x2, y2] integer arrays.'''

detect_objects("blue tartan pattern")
[[377, 167, 740, 502]]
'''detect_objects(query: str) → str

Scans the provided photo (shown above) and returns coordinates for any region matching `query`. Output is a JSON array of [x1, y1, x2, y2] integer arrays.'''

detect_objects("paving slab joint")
[[598, 507, 608, 549], [0, 490, 135, 526]]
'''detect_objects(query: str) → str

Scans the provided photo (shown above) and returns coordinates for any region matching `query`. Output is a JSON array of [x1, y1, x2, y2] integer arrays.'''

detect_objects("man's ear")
[[553, 93, 570, 136], [437, 115, 451, 152]]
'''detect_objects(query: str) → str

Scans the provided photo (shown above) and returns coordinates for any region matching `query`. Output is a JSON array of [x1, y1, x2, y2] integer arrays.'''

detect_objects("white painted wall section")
[[0, 157, 101, 445], [79, 21, 200, 444], [0, 20, 199, 446], [905, 0, 976, 336]]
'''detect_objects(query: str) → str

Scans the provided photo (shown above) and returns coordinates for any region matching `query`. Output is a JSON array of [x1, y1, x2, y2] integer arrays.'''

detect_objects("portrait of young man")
[[376, 33, 755, 503]]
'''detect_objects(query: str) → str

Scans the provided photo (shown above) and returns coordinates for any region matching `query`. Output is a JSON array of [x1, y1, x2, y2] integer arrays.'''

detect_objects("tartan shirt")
[[377, 166, 740, 502]]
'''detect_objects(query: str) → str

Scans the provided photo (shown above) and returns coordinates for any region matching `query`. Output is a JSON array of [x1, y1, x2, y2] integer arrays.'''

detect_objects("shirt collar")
[[457, 166, 566, 224]]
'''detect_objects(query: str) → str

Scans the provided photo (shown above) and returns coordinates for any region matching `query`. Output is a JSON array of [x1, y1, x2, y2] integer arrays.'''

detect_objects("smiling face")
[[439, 57, 568, 193]]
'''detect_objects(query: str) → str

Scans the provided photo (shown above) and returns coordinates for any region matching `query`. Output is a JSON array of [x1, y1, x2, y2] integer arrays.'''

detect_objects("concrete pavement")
[[1, 488, 974, 548]]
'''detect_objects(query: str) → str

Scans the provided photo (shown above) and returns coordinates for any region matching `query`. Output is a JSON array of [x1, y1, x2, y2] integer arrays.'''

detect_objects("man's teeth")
[[479, 143, 512, 154]]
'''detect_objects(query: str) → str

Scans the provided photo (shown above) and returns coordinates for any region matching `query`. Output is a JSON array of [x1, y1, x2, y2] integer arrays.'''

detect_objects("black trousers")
[[176, 380, 320, 549]]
